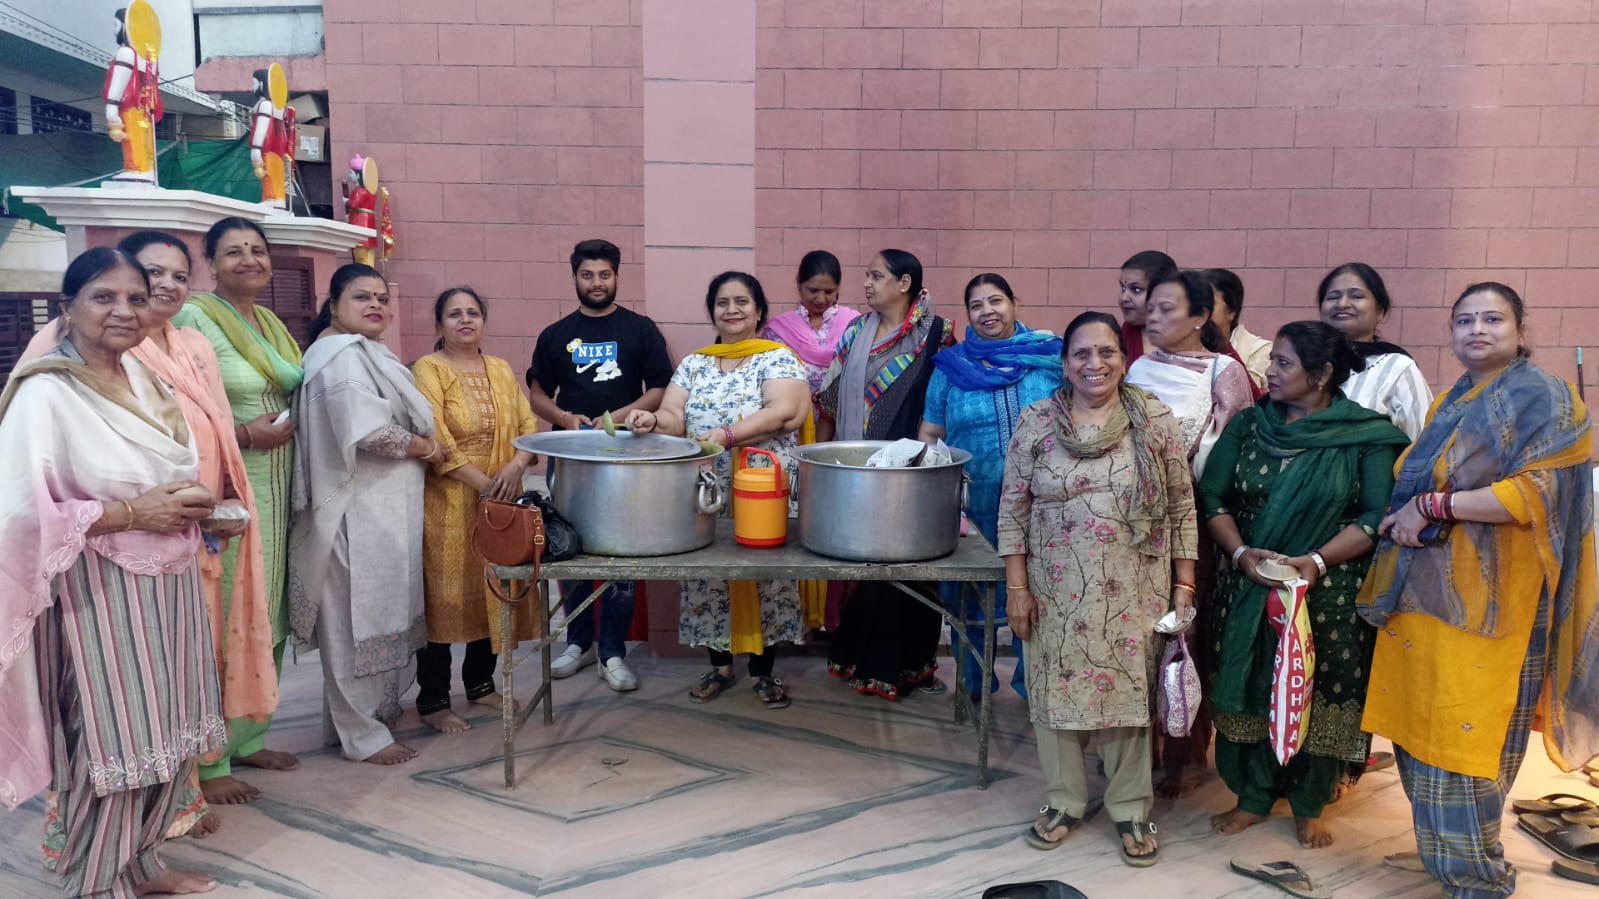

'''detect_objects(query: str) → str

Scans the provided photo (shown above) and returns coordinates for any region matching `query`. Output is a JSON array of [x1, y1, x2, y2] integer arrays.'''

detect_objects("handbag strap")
[[482, 564, 536, 605]]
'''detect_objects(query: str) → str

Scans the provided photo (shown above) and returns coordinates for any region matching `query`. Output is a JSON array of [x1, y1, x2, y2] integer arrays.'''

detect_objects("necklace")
[[717, 356, 750, 373]]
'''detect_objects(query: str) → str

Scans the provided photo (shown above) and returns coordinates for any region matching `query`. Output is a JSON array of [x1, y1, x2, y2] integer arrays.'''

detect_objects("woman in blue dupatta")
[[1360, 283, 1597, 897], [919, 273, 1061, 700]]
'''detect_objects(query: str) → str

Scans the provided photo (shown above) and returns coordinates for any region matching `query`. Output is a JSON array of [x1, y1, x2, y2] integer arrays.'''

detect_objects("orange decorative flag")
[[1267, 577, 1315, 764]]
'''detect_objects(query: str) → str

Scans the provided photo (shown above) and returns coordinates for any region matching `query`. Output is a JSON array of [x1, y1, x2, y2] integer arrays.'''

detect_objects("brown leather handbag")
[[473, 497, 545, 604]]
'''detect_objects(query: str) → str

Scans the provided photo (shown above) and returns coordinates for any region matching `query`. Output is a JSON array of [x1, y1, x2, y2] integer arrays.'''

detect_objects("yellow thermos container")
[[733, 447, 788, 548]]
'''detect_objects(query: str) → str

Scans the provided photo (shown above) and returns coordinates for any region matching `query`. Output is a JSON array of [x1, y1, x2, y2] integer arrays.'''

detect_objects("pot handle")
[[961, 471, 971, 512], [696, 469, 726, 514]]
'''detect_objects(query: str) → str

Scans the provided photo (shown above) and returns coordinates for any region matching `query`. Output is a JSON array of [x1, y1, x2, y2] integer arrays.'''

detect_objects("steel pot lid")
[[514, 430, 703, 462]]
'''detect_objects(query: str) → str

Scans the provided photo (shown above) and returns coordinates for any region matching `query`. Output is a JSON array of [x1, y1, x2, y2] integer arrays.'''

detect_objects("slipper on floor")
[[1517, 813, 1599, 863], [1366, 750, 1395, 772], [1509, 793, 1598, 816], [1562, 808, 1599, 827], [1115, 820, 1158, 867], [980, 881, 1088, 899], [1380, 851, 1427, 873], [1554, 858, 1599, 885], [688, 670, 735, 704], [1229, 859, 1332, 899], [752, 676, 790, 709], [1024, 806, 1082, 851]]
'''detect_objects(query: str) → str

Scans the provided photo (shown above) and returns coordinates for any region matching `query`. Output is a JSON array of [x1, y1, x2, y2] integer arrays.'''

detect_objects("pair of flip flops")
[[1229, 859, 1331, 899], [1513, 792, 1599, 885]]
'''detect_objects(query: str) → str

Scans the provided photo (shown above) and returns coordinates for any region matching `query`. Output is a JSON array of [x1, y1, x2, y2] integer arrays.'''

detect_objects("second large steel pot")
[[794, 441, 970, 562], [537, 449, 725, 557]]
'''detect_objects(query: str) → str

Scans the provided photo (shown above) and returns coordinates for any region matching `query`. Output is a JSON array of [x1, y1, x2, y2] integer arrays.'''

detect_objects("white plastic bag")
[[865, 438, 952, 468], [1157, 634, 1201, 738]]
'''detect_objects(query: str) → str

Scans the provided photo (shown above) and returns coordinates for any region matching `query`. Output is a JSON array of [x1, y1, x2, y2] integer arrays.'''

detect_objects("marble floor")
[[1, 647, 1591, 898]]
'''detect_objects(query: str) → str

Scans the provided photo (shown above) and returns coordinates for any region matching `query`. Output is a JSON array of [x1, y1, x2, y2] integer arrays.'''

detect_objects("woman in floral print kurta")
[[629, 272, 812, 708], [998, 312, 1198, 867]]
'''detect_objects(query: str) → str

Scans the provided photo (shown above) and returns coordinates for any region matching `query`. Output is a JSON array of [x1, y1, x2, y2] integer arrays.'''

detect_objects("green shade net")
[[1, 131, 259, 230]]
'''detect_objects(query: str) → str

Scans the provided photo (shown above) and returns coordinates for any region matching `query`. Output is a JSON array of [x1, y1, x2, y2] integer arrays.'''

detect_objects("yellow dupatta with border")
[[693, 339, 823, 646]]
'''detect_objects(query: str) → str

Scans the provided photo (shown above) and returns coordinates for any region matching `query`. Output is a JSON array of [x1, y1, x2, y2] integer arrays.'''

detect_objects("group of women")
[[0, 217, 544, 896], [996, 257, 1595, 899], [1, 226, 1592, 899]]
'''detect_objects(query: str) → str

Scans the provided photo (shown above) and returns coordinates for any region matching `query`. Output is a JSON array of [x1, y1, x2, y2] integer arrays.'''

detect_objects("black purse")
[[513, 491, 582, 562]]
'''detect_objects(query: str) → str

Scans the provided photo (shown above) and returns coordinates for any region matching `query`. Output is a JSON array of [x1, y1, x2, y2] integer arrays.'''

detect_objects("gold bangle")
[[1005, 583, 1029, 591], [119, 500, 135, 532]]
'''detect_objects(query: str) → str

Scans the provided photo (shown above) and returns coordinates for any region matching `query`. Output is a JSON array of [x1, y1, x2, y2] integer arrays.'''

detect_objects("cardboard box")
[[286, 93, 327, 124], [295, 124, 326, 163]]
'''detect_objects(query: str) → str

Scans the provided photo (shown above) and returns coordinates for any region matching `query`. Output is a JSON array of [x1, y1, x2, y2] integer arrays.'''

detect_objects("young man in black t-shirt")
[[526, 239, 672, 691]]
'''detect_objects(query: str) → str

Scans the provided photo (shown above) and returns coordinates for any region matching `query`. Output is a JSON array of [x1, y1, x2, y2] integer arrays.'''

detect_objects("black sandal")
[[689, 670, 735, 703], [1115, 820, 1159, 867], [752, 676, 790, 709], [1024, 806, 1082, 850]]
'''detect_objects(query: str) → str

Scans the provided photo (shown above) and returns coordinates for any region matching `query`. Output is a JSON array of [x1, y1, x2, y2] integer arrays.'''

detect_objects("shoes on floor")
[[600, 656, 638, 692], [551, 644, 596, 679]]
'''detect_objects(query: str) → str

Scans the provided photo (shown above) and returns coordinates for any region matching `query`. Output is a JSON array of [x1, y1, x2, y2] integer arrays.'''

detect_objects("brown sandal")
[[689, 670, 735, 703]]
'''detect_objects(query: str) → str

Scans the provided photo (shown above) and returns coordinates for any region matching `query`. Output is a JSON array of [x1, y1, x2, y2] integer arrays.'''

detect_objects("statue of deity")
[[103, 2, 162, 187], [249, 64, 290, 210], [344, 154, 379, 266]]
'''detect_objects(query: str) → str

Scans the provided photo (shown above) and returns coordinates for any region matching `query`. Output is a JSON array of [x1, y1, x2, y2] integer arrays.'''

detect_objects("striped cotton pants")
[[54, 756, 194, 898], [1394, 592, 1549, 899]]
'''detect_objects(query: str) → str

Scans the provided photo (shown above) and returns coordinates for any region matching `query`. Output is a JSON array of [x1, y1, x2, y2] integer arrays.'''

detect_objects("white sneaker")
[[551, 644, 595, 679], [599, 656, 638, 692]]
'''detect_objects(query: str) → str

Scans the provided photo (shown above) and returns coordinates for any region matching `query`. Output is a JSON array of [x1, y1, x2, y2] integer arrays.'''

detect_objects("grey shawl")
[[287, 335, 433, 675]]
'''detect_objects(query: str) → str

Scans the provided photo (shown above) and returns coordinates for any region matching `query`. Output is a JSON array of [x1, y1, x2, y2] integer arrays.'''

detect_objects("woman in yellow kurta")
[[412, 288, 539, 733], [1359, 282, 1597, 899]]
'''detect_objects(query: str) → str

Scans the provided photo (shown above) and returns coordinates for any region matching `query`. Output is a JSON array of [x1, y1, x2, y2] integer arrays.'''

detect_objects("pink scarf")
[[763, 305, 861, 372]]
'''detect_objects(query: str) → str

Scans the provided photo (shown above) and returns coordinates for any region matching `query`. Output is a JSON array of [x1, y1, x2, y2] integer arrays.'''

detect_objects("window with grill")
[[29, 97, 90, 134], [0, 292, 58, 388], [258, 255, 317, 348], [0, 87, 16, 136]]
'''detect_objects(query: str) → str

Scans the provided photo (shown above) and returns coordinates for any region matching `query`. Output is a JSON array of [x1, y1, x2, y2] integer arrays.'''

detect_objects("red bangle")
[[1173, 581, 1196, 593], [1444, 491, 1456, 521], [722, 424, 735, 447]]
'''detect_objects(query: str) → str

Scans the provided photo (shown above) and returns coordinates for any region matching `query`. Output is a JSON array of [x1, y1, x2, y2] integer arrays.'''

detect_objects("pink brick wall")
[[319, 0, 1599, 392], [753, 0, 1599, 390], [324, 0, 645, 366]]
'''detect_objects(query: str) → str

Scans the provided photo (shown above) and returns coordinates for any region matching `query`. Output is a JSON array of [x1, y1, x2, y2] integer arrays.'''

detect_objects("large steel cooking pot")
[[794, 441, 971, 562], [516, 436, 725, 556]]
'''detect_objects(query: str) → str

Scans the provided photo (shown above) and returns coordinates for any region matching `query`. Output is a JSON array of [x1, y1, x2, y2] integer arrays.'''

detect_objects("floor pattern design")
[[1, 648, 1590, 898]]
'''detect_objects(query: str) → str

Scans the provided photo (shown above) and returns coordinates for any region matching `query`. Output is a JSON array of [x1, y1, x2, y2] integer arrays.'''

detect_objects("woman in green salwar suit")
[[173, 217, 304, 804], [1197, 321, 1409, 849]]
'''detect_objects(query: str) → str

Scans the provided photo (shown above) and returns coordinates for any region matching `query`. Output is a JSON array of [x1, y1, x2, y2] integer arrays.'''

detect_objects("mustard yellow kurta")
[[413, 354, 539, 649], [1361, 388, 1595, 780]]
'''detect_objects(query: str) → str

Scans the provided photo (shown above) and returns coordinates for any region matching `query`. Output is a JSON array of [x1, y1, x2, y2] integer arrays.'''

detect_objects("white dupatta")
[[0, 347, 200, 809]]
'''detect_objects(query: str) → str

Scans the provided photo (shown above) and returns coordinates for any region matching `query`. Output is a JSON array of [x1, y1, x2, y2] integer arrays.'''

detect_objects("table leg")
[[977, 581, 995, 789], [540, 578, 554, 725], [501, 587, 515, 789], [886, 579, 993, 789]]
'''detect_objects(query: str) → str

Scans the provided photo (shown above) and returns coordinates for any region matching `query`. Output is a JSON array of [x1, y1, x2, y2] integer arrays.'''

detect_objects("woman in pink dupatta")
[[20, 232, 277, 840], [762, 250, 859, 632], [0, 248, 227, 897], [763, 250, 860, 394]]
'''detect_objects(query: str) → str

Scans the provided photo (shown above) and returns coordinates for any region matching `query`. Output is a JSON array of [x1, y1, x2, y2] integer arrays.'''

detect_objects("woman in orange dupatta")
[[1360, 283, 1597, 898], [629, 272, 812, 708], [31, 233, 276, 852]]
